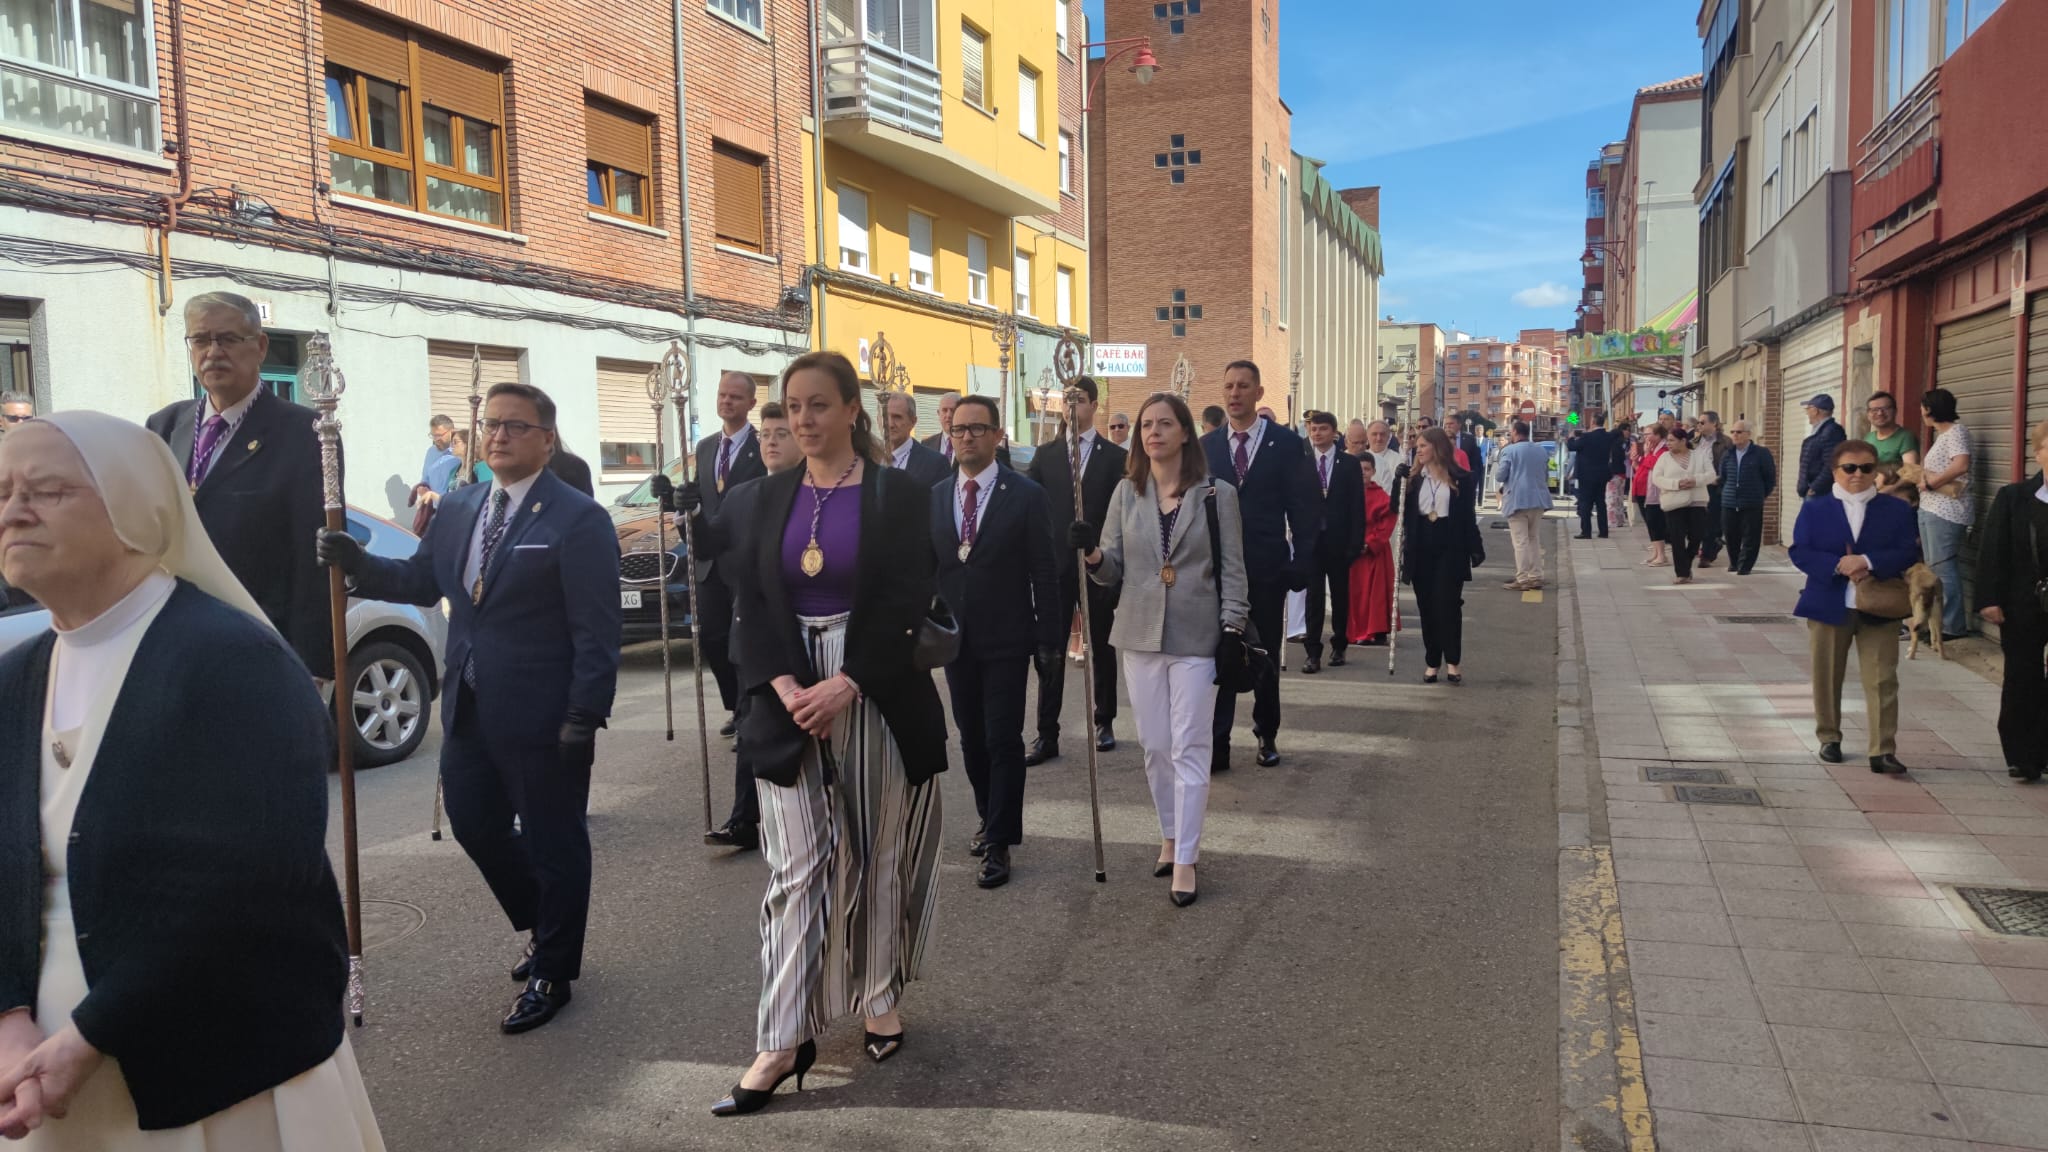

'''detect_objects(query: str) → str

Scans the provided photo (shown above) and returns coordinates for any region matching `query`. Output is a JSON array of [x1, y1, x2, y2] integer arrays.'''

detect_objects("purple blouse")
[[783, 481, 861, 615]]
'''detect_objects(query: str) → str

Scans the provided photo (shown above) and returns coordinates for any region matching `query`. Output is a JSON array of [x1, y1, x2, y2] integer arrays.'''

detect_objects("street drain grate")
[[1716, 615, 1799, 626], [362, 899, 427, 952], [1955, 887, 2048, 938], [1645, 766, 1731, 785], [1672, 785, 1765, 806]]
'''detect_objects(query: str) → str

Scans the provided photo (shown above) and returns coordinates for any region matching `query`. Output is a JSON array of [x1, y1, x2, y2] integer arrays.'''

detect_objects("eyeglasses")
[[1866, 404, 1895, 413], [183, 332, 255, 350], [1109, 423, 1128, 431], [1836, 462, 1877, 475], [480, 418, 550, 438], [949, 423, 996, 439], [1, 413, 30, 424], [0, 484, 88, 510]]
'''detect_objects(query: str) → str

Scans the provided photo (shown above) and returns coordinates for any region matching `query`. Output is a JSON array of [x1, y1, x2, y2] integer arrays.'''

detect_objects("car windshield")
[[615, 458, 688, 507]]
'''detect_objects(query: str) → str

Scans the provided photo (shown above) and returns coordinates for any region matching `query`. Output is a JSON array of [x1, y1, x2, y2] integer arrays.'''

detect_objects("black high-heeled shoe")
[[1423, 670, 1439, 684], [864, 1028, 905, 1063], [1153, 861, 1173, 878], [711, 1040, 815, 1116]]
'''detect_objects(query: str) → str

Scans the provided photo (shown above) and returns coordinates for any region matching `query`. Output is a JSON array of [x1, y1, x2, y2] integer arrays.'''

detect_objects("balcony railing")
[[821, 39, 943, 141]]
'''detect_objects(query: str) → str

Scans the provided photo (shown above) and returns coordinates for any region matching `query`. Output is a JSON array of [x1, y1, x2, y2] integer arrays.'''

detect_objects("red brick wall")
[[1048, 0, 1087, 245]]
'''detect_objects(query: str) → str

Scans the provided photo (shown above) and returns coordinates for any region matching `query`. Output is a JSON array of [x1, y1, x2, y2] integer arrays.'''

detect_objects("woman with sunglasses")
[[1790, 439, 1920, 774]]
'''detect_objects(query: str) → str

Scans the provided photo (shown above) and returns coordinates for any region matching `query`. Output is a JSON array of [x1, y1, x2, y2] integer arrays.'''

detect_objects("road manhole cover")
[[362, 899, 427, 952], [1716, 615, 1798, 626], [1672, 785, 1764, 806], [1955, 887, 2048, 938], [1646, 766, 1730, 785]]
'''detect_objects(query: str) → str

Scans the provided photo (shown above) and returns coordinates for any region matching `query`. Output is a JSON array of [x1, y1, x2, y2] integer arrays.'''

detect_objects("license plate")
[[621, 590, 643, 608]]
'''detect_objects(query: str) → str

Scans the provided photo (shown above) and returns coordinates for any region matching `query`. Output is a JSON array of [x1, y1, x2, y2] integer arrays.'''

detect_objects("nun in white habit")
[[0, 413, 383, 1150]]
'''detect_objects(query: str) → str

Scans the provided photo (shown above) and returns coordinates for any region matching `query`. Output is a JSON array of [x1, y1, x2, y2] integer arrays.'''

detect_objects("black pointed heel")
[[711, 1040, 816, 1116], [1153, 861, 1173, 878], [864, 1029, 905, 1063], [1423, 671, 1438, 684]]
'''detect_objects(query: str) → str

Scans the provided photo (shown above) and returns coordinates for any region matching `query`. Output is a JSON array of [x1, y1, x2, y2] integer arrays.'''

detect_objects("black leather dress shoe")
[[509, 936, 536, 983], [977, 845, 1011, 889], [968, 828, 988, 858], [1094, 723, 1116, 752], [1328, 651, 1346, 667], [1574, 532, 1593, 540], [1024, 738, 1059, 766], [1870, 754, 1908, 774], [502, 977, 571, 1034], [705, 821, 760, 850], [719, 714, 738, 737], [1212, 746, 1232, 773], [1301, 657, 1321, 675], [1256, 739, 1280, 767], [1818, 742, 1843, 764]]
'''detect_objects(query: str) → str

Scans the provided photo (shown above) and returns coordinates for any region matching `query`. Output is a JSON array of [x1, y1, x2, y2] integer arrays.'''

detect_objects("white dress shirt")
[[1073, 428, 1098, 476], [1311, 444, 1341, 494], [891, 437, 915, 469], [953, 460, 998, 540], [464, 469, 543, 593], [1835, 482, 1879, 609], [194, 387, 260, 474], [1368, 447, 1401, 493], [1226, 417, 1269, 475], [1419, 472, 1453, 519]]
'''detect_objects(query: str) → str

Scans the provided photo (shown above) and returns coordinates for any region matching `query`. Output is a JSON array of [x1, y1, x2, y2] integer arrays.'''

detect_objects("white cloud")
[[1512, 282, 1576, 309]]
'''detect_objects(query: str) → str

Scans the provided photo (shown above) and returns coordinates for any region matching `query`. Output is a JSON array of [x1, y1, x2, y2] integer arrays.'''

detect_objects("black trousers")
[[1577, 480, 1610, 536], [1723, 505, 1766, 574], [948, 654, 1030, 846], [2000, 617, 2048, 774], [1665, 506, 1705, 579], [443, 688, 593, 982], [1302, 554, 1352, 661], [1033, 570, 1118, 739], [725, 691, 760, 827], [697, 576, 739, 714], [1214, 576, 1286, 746], [1412, 551, 1465, 668], [1699, 486, 1726, 561]]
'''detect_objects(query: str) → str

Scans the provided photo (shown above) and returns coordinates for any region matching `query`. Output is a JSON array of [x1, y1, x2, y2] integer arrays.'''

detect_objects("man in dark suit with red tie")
[[694, 372, 767, 776]]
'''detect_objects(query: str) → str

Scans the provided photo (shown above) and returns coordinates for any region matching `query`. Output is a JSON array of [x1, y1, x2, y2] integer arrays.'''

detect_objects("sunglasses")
[[1109, 423, 1128, 431], [1836, 462, 1877, 475]]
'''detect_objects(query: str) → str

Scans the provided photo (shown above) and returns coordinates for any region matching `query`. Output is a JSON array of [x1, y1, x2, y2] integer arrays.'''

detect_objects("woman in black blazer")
[[1403, 427, 1484, 684], [683, 352, 948, 1117], [0, 413, 379, 1145], [1977, 419, 2048, 782]]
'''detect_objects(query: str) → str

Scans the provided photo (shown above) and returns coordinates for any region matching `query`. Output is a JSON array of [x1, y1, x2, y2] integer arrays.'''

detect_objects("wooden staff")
[[1055, 333, 1107, 884], [432, 350, 486, 841], [304, 333, 365, 1025], [659, 341, 714, 834]]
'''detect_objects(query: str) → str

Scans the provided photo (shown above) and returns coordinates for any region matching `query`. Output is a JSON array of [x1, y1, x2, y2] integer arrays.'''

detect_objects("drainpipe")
[[672, 0, 699, 436], [810, 0, 828, 353], [157, 0, 196, 315]]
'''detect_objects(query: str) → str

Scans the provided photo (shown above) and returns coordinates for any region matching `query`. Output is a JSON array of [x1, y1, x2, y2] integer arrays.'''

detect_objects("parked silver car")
[[0, 506, 448, 768]]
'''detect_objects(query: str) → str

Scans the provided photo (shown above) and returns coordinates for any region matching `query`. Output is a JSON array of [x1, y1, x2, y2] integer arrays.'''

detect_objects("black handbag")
[[1202, 482, 1274, 693], [913, 595, 961, 671]]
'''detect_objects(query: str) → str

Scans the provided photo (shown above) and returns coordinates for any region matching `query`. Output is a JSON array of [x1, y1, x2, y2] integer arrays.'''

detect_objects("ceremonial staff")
[[1056, 332, 1107, 884], [658, 341, 715, 834], [645, 363, 676, 743], [1389, 387, 1414, 677], [432, 349, 486, 841], [993, 315, 1017, 437], [304, 333, 366, 1026], [871, 331, 912, 427], [1170, 352, 1193, 402]]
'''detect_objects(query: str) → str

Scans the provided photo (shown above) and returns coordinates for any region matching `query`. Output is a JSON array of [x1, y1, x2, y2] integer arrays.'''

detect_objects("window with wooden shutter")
[[960, 23, 987, 110], [595, 358, 660, 476], [585, 96, 654, 224], [712, 142, 765, 252], [426, 342, 523, 471]]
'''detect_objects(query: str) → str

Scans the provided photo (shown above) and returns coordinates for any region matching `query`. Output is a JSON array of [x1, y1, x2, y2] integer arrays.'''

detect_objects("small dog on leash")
[[1904, 562, 1945, 660], [1896, 461, 1963, 499]]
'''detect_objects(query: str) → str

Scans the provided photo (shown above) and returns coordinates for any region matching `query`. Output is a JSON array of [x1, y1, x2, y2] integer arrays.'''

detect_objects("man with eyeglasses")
[[318, 381, 622, 1035], [1107, 412, 1131, 447], [146, 291, 334, 678], [1863, 390, 1919, 496], [922, 390, 1010, 467], [0, 391, 31, 437]]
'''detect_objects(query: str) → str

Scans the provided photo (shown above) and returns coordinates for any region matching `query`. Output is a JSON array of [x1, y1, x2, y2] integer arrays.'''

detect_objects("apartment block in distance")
[[814, 0, 1087, 442], [1440, 332, 1565, 431], [0, 0, 813, 506], [1376, 320, 1448, 423]]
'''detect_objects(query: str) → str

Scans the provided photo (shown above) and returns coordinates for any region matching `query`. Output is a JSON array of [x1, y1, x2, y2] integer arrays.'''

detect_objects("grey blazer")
[[1089, 478, 1249, 657]]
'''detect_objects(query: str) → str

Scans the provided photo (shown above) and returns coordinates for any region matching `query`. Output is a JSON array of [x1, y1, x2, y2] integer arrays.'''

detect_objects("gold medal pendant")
[[1160, 563, 1177, 588], [800, 541, 825, 577], [717, 477, 727, 493], [957, 542, 972, 562]]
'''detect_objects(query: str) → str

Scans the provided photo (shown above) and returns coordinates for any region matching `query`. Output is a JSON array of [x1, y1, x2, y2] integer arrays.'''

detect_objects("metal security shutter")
[[596, 359, 660, 475], [2030, 293, 2048, 441], [1775, 319, 1844, 546], [426, 341, 521, 429], [912, 387, 949, 442], [1935, 307, 2015, 625], [0, 299, 29, 341]]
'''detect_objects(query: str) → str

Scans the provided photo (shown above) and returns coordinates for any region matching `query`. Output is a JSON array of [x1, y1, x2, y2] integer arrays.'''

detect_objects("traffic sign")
[[1518, 400, 1538, 420]]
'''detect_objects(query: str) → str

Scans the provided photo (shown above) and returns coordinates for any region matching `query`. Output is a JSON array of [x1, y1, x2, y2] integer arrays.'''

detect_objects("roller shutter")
[[321, 3, 409, 83], [596, 358, 661, 476], [1775, 316, 1844, 547], [417, 38, 503, 124], [426, 341, 521, 434], [1934, 307, 2014, 629], [2029, 292, 2048, 442], [586, 98, 651, 175]]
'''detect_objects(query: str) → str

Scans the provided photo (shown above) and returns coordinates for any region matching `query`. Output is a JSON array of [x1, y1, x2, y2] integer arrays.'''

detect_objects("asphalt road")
[[333, 521, 1562, 1152]]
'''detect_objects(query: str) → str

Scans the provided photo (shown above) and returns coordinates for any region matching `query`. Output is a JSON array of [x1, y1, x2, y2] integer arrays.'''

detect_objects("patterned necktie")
[[943, 437, 954, 461], [1318, 451, 1330, 494], [717, 435, 734, 491], [188, 413, 230, 489], [1233, 432, 1250, 484], [471, 489, 511, 605], [960, 478, 980, 547]]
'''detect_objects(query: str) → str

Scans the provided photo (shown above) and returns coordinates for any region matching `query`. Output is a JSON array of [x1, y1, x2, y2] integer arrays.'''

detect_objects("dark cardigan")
[[0, 582, 347, 1130], [706, 462, 950, 787]]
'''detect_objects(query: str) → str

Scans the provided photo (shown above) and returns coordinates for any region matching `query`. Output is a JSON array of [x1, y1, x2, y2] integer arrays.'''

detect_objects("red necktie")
[[1233, 432, 1250, 483], [960, 478, 980, 545]]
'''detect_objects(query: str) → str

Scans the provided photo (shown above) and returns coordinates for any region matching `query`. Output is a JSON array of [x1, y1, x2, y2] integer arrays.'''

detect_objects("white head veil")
[[36, 410, 271, 628]]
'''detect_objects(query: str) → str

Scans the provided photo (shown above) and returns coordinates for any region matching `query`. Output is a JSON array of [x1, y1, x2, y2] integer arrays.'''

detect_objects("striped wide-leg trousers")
[[754, 613, 944, 1052]]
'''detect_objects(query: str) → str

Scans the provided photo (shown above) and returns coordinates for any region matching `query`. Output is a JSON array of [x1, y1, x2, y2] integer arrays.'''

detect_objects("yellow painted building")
[[811, 0, 1089, 441]]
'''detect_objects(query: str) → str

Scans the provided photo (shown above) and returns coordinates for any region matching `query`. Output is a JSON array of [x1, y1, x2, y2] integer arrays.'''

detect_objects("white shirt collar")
[[2035, 483, 2048, 506], [959, 459, 999, 490], [720, 423, 753, 450], [1229, 416, 1268, 444], [891, 438, 914, 468], [202, 386, 260, 427], [488, 469, 544, 510]]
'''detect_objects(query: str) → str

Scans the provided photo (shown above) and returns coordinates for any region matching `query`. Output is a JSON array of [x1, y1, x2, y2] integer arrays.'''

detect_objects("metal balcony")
[[822, 39, 943, 141]]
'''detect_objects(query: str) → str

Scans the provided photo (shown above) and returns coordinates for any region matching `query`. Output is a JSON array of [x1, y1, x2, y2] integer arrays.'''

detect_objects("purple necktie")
[[1233, 432, 1250, 484], [1318, 452, 1329, 493], [960, 478, 980, 546], [717, 435, 734, 490], [187, 413, 229, 488]]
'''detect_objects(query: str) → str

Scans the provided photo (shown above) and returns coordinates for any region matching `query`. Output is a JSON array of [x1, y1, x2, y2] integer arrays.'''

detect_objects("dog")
[[1904, 561, 1945, 660], [1896, 461, 1963, 500]]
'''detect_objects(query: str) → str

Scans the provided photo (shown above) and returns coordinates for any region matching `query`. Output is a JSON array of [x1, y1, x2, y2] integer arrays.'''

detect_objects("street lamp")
[[1082, 37, 1161, 112], [1581, 240, 1627, 280], [1029, 367, 1063, 446]]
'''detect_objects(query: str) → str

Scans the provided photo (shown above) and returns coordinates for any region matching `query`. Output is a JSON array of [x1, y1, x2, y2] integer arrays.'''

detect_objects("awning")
[[1568, 289, 1696, 381]]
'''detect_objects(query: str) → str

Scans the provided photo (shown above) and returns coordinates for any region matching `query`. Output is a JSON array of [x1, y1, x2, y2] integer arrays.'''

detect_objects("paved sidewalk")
[[1567, 521, 2048, 1151]]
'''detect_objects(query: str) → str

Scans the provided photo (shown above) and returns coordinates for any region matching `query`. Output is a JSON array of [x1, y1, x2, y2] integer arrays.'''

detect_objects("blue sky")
[[1084, 0, 1703, 340]]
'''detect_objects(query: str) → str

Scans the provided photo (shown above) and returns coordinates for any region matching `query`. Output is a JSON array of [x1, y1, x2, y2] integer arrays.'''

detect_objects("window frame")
[[0, 0, 164, 152], [1055, 264, 1073, 328], [960, 21, 988, 111], [836, 183, 872, 275], [966, 231, 990, 304], [1057, 131, 1073, 195], [907, 209, 937, 293], [1017, 62, 1041, 142], [1055, 0, 1070, 56], [1013, 248, 1033, 317], [707, 0, 764, 32], [586, 97, 656, 226]]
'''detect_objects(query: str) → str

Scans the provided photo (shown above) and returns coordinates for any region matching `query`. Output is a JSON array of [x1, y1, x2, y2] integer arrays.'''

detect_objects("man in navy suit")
[[1201, 360, 1319, 769], [694, 371, 767, 754], [933, 395, 1061, 889], [318, 382, 621, 1035]]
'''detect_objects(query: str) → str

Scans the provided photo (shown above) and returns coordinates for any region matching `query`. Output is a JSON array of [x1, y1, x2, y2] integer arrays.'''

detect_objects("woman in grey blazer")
[[1072, 393, 1248, 906]]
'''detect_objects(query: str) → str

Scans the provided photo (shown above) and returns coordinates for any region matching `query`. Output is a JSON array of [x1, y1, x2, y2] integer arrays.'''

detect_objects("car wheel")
[[348, 639, 429, 768]]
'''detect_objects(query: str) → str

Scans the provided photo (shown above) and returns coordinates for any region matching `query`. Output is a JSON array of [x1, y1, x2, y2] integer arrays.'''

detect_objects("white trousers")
[[1507, 508, 1545, 583], [1123, 651, 1217, 865]]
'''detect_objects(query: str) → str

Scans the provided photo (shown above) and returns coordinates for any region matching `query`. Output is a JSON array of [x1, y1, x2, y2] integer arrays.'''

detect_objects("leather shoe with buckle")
[[1094, 723, 1116, 752], [509, 936, 536, 983], [1301, 656, 1321, 675], [1818, 742, 1843, 764], [977, 844, 1011, 889], [1024, 738, 1058, 767], [1870, 754, 1908, 774], [968, 827, 988, 858], [1256, 738, 1280, 767], [502, 977, 571, 1034], [705, 821, 759, 850]]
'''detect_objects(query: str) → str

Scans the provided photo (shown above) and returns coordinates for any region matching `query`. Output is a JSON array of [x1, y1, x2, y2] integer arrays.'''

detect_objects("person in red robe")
[[1347, 454, 1398, 645]]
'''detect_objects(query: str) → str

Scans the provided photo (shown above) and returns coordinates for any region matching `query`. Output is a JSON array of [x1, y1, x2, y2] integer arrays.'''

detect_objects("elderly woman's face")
[[1834, 451, 1879, 495], [0, 423, 125, 596]]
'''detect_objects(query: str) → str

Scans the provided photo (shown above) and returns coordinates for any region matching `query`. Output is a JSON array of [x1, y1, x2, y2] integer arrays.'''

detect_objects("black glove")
[[1034, 646, 1063, 678], [1395, 462, 1412, 481], [558, 707, 602, 770], [315, 529, 367, 576], [649, 473, 674, 511], [1285, 563, 1311, 593], [1066, 520, 1099, 553]]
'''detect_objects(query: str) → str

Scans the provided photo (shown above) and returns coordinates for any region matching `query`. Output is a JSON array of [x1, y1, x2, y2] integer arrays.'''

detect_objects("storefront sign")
[[1092, 343, 1148, 377]]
